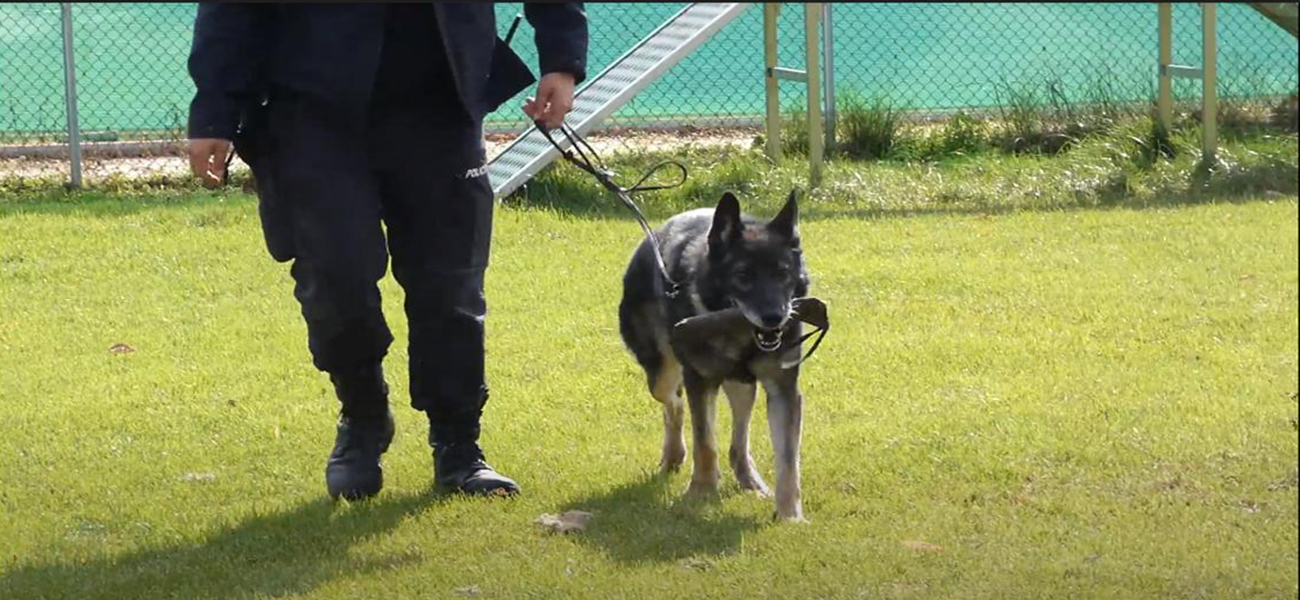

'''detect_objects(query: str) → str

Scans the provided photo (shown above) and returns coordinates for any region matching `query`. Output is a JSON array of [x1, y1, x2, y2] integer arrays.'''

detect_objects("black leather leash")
[[534, 121, 688, 298], [220, 144, 236, 187]]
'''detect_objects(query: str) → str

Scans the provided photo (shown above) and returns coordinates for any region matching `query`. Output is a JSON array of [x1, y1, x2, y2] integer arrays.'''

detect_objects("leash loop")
[[780, 325, 829, 370], [535, 121, 687, 297]]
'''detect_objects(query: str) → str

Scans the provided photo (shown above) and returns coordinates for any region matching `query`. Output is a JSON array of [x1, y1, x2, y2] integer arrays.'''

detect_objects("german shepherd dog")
[[619, 190, 809, 521]]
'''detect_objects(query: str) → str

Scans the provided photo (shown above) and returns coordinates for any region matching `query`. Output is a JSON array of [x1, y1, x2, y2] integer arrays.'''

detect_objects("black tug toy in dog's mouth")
[[671, 297, 830, 369]]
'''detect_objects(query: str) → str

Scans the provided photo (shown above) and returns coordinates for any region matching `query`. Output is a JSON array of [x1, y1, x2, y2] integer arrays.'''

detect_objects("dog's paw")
[[660, 443, 687, 474], [730, 455, 770, 496], [736, 473, 771, 497], [684, 479, 720, 497], [773, 500, 806, 523], [773, 511, 809, 524]]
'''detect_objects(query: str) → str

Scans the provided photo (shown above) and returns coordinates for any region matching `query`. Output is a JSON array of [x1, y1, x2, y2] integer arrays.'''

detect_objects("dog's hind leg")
[[723, 380, 770, 496], [762, 371, 805, 522], [684, 369, 722, 497], [649, 347, 686, 473]]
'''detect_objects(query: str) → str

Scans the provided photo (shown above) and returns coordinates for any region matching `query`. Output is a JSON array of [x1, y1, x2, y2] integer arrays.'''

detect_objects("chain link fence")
[[2, 3, 1296, 186]]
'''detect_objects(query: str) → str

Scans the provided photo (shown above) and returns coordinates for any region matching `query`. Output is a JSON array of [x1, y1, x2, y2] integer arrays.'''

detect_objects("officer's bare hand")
[[189, 138, 233, 188], [523, 72, 576, 130]]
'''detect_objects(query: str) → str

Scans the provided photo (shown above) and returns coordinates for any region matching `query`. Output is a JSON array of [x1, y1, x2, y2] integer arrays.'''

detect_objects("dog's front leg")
[[763, 371, 804, 522], [724, 380, 770, 495], [683, 368, 721, 496]]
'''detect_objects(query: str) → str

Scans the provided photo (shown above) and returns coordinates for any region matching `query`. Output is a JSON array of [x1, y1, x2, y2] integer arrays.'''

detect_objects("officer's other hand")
[[523, 72, 576, 130], [189, 138, 233, 188]]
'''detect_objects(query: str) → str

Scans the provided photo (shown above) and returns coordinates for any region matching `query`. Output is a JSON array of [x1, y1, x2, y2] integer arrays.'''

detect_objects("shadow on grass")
[[558, 472, 763, 564], [0, 491, 438, 600]]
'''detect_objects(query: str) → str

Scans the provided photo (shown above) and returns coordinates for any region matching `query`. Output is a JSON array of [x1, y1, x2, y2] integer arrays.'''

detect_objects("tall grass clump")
[[835, 91, 902, 160]]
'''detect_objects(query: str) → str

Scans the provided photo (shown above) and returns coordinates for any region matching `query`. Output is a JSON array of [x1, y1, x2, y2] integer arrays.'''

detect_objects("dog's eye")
[[733, 270, 755, 286]]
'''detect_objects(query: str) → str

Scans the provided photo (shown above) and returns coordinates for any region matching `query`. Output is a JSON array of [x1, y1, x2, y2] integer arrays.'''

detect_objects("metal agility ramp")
[[1249, 3, 1299, 37], [489, 3, 751, 199]]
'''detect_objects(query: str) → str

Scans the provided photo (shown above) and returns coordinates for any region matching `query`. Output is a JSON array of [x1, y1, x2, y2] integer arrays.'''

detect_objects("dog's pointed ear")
[[768, 189, 799, 240], [709, 191, 743, 248]]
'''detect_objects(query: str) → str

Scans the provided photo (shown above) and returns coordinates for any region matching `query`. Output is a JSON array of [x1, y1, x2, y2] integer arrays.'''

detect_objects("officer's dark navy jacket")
[[187, 3, 588, 139]]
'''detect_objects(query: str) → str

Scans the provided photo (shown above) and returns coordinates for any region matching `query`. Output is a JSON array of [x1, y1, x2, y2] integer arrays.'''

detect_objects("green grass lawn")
[[2, 140, 1297, 599]]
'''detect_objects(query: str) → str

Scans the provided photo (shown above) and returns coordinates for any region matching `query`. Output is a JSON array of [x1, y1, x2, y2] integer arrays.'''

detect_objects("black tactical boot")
[[325, 363, 395, 500], [429, 430, 519, 497]]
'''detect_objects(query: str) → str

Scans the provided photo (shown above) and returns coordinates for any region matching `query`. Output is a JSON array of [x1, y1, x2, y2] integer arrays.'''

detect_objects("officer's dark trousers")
[[246, 88, 493, 443]]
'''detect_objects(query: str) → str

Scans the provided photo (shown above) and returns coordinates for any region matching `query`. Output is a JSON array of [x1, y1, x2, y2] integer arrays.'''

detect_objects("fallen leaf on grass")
[[901, 540, 944, 553], [680, 557, 713, 571], [67, 519, 107, 540], [535, 510, 593, 534], [181, 472, 216, 484], [109, 343, 135, 354], [1267, 470, 1297, 491]]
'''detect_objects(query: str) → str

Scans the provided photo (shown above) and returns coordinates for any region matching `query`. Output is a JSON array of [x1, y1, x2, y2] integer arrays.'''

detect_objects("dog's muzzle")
[[733, 300, 788, 352]]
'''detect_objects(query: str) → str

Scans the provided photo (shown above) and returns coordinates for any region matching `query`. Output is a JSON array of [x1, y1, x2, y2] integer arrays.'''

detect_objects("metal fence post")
[[822, 3, 836, 153], [60, 3, 82, 188], [1201, 2, 1217, 163]]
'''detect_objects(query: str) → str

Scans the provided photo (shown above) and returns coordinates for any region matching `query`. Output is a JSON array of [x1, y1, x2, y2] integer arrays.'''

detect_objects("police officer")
[[186, 4, 587, 500]]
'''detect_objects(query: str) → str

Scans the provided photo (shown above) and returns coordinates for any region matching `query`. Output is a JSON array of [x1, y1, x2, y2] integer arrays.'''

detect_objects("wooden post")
[[1157, 3, 1173, 134], [805, 3, 823, 187], [822, 3, 836, 153], [1201, 2, 1217, 163], [764, 3, 781, 162]]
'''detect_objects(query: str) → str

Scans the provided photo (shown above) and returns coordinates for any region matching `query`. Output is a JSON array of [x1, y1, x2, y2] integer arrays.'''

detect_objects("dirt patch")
[[1, 127, 759, 186]]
